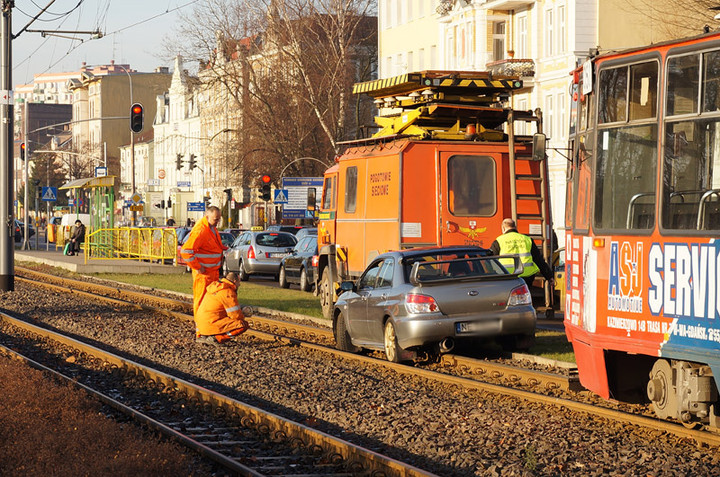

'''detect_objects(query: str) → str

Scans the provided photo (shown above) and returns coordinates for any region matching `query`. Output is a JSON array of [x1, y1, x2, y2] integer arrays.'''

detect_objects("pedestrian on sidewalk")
[[68, 220, 85, 256], [195, 272, 249, 345]]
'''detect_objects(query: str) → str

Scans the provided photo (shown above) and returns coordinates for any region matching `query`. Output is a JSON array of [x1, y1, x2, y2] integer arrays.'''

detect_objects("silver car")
[[333, 246, 536, 363], [223, 231, 297, 280]]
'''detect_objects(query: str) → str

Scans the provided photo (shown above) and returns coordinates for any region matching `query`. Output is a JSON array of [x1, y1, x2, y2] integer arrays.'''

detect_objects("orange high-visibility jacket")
[[195, 278, 248, 336], [180, 216, 224, 274]]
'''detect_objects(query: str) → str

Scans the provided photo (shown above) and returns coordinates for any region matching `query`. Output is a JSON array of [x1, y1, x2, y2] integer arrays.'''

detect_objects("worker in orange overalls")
[[181, 205, 225, 314], [195, 272, 249, 345]]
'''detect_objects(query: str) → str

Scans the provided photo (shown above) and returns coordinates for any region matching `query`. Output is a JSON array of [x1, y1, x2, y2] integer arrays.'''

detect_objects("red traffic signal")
[[261, 174, 271, 184], [20, 142, 25, 160], [130, 103, 144, 133]]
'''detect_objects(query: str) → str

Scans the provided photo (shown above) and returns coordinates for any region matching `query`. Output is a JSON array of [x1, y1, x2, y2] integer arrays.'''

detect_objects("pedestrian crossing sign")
[[273, 189, 288, 204], [41, 186, 58, 202]]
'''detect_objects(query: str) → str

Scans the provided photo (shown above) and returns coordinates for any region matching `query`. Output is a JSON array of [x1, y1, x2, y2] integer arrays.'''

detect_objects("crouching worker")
[[195, 272, 249, 345]]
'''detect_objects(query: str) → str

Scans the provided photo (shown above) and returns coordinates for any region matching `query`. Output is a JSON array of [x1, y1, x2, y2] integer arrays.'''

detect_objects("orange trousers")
[[192, 269, 220, 314]]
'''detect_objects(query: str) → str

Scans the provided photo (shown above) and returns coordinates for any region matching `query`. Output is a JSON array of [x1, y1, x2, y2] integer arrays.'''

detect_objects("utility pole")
[[0, 2, 13, 291]]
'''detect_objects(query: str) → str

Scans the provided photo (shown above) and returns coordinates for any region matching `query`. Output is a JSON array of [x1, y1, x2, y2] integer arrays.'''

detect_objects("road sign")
[[280, 177, 323, 210], [273, 189, 289, 204], [187, 201, 205, 212], [95, 166, 107, 177], [41, 187, 57, 202], [129, 205, 144, 212], [177, 181, 191, 188], [131, 193, 142, 204]]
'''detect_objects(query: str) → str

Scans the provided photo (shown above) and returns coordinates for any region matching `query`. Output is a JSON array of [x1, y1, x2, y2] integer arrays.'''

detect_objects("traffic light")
[[260, 174, 272, 201], [167, 197, 172, 208], [189, 154, 197, 170], [20, 143, 25, 160], [175, 153, 183, 170], [130, 103, 144, 133], [224, 188, 232, 202]]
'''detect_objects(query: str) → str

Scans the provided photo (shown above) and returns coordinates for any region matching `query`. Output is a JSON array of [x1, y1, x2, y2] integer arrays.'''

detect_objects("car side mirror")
[[339, 281, 354, 293]]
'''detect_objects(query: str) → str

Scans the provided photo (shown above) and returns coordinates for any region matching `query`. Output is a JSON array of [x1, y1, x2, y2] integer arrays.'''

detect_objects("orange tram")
[[565, 30, 720, 428]]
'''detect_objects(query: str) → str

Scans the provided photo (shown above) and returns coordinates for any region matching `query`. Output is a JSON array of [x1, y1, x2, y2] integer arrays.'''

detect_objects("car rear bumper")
[[395, 307, 536, 349], [245, 258, 282, 274]]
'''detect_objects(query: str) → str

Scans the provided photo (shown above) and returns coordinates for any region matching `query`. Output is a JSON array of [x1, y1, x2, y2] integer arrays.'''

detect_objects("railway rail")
[[0, 311, 434, 476], [16, 267, 577, 392], [13, 266, 720, 448]]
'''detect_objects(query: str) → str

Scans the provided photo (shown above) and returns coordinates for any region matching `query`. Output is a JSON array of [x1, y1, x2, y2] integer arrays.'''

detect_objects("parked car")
[[224, 228, 247, 237], [266, 224, 304, 235], [278, 235, 318, 291], [175, 229, 234, 272], [333, 246, 536, 363], [14, 219, 35, 242], [294, 227, 317, 240], [223, 231, 297, 280]]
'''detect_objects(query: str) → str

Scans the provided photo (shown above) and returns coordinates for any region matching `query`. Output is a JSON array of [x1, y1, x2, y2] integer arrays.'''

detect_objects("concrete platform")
[[15, 246, 185, 275]]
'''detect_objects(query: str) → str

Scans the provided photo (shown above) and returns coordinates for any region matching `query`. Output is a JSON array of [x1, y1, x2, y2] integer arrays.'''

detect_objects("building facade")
[[377, 0, 675, 239]]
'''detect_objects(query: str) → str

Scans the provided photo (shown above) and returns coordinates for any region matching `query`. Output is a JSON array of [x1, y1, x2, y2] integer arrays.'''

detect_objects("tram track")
[[14, 266, 720, 449], [0, 312, 433, 476]]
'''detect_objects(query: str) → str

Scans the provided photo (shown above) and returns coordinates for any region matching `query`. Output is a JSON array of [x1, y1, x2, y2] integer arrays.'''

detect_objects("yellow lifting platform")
[[353, 70, 527, 140]]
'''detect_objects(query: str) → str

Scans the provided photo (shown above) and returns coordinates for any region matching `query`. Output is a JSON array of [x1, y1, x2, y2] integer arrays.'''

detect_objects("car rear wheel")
[[279, 266, 290, 288], [239, 261, 249, 281], [320, 268, 333, 320], [334, 311, 359, 353], [299, 268, 310, 292], [384, 321, 405, 363]]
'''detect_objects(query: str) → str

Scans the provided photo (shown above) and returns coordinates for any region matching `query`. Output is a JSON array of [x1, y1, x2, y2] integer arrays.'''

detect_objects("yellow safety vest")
[[496, 231, 539, 277]]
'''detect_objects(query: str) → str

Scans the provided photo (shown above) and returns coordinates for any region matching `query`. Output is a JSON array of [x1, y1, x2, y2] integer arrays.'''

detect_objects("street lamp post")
[[115, 65, 136, 226]]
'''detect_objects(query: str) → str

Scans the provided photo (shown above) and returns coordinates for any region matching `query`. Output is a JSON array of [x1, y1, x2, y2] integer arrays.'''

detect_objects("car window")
[[359, 261, 383, 290], [256, 233, 297, 247], [242, 233, 252, 245], [376, 259, 394, 288], [294, 237, 309, 251], [307, 236, 318, 252]]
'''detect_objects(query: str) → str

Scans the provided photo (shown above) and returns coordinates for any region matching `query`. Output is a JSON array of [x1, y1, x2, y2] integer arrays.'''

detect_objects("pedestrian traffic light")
[[260, 174, 272, 201], [175, 153, 183, 170], [20, 143, 25, 160], [189, 154, 197, 170], [130, 103, 144, 133]]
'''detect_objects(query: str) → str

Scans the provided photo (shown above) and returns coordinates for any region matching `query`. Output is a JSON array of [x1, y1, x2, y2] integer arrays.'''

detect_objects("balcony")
[[483, 0, 536, 10], [487, 58, 535, 78]]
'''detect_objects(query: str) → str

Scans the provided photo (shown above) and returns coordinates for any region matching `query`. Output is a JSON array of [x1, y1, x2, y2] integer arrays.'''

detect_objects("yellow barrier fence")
[[85, 227, 178, 263]]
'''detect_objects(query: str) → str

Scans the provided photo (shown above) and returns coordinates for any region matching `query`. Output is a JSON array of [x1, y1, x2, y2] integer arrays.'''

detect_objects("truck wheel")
[[384, 321, 406, 363], [299, 268, 310, 292], [334, 311, 359, 353], [320, 269, 333, 320], [279, 266, 289, 288]]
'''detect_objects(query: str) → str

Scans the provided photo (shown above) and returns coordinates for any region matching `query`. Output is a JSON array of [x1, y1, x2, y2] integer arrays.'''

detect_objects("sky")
[[12, 0, 196, 86]]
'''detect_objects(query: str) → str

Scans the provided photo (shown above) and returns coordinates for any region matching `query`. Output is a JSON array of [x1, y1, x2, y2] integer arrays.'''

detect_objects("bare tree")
[[165, 0, 377, 182], [619, 0, 720, 39]]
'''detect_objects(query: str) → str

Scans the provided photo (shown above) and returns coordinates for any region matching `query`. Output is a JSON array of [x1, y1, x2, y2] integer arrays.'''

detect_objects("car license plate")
[[270, 252, 289, 258], [456, 321, 497, 334]]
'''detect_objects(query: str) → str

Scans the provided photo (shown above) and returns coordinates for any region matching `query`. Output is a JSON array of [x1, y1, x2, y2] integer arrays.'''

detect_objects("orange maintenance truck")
[[316, 71, 553, 319]]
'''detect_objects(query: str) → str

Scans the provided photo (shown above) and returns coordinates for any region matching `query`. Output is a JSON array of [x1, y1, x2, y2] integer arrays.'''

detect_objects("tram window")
[[598, 67, 628, 123], [629, 62, 657, 120], [663, 118, 720, 231], [667, 55, 699, 116], [595, 124, 658, 230], [448, 155, 496, 217], [703, 51, 720, 112], [344, 166, 357, 213]]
